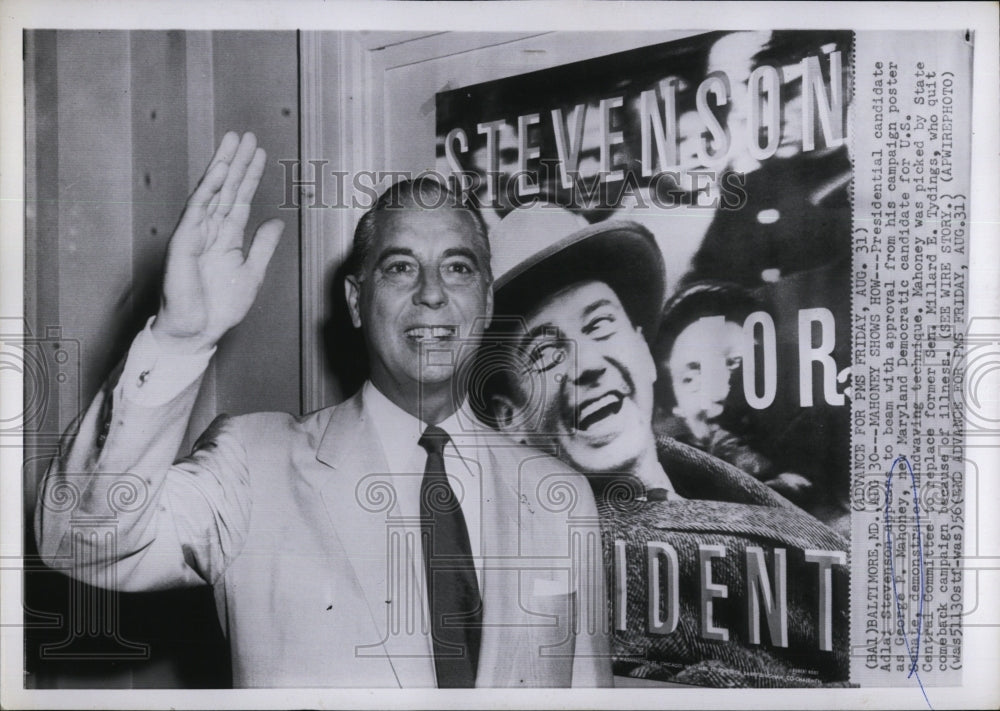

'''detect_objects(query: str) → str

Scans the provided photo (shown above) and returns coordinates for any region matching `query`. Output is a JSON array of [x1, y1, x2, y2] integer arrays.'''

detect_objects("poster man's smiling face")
[[498, 280, 657, 474]]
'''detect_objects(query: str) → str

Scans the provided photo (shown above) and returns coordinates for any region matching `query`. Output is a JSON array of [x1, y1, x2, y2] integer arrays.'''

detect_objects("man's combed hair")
[[349, 175, 491, 278]]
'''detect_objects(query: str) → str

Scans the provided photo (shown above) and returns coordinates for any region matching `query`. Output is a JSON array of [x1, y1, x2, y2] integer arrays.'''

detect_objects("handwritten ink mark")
[[885, 455, 932, 710]]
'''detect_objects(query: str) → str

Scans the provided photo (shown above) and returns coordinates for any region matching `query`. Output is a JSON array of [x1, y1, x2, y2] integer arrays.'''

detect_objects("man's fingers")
[[245, 218, 285, 278], [178, 130, 240, 239], [179, 131, 269, 258], [215, 132, 258, 219], [212, 147, 267, 253], [234, 147, 267, 211], [200, 131, 240, 218], [172, 160, 228, 253], [186, 160, 229, 216], [205, 131, 240, 179], [206, 191, 221, 217]]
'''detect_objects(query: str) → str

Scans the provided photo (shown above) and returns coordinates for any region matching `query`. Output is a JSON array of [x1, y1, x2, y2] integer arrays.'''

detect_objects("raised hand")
[[151, 131, 284, 353]]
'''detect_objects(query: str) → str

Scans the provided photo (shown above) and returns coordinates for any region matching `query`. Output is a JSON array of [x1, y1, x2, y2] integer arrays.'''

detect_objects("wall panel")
[[24, 29, 300, 690], [212, 31, 301, 417], [55, 30, 134, 413]]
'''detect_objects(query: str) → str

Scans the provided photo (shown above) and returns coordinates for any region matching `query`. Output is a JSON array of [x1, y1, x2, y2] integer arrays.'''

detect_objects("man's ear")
[[345, 275, 363, 329], [489, 393, 517, 433]]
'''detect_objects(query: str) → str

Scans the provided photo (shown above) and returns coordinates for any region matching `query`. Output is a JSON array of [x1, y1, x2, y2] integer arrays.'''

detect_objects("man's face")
[[498, 280, 656, 474], [346, 206, 493, 403], [666, 316, 747, 425]]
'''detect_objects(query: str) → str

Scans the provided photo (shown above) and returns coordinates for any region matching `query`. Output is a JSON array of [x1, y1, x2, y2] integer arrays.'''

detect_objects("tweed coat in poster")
[[598, 436, 850, 687]]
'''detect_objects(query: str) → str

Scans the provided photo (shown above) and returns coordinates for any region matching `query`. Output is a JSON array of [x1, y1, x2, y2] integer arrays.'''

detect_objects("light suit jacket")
[[35, 372, 612, 688]]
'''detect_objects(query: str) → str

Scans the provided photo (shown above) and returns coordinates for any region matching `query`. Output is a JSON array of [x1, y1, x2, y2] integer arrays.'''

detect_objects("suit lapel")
[[310, 392, 417, 686]]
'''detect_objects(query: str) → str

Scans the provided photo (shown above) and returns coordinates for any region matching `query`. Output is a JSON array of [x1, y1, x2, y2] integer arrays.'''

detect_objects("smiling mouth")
[[404, 325, 457, 342], [576, 391, 625, 431]]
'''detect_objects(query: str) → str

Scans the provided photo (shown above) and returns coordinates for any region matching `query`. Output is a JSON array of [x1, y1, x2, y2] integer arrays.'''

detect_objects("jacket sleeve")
[[34, 362, 252, 592]]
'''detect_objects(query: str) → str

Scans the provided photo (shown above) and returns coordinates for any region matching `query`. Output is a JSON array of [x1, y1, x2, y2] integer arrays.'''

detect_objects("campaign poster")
[[435, 29, 968, 689]]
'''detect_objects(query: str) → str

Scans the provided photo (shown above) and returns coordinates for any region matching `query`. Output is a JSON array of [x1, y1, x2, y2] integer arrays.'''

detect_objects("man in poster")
[[479, 205, 849, 686]]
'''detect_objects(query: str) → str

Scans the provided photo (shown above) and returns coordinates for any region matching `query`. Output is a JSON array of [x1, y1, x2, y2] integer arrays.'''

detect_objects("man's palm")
[[153, 131, 284, 352]]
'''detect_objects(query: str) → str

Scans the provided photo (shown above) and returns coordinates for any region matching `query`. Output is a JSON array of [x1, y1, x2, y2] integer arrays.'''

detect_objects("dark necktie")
[[418, 425, 482, 687]]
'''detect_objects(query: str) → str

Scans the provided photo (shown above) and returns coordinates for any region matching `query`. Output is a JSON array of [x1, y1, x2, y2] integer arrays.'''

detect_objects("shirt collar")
[[362, 381, 482, 475]]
